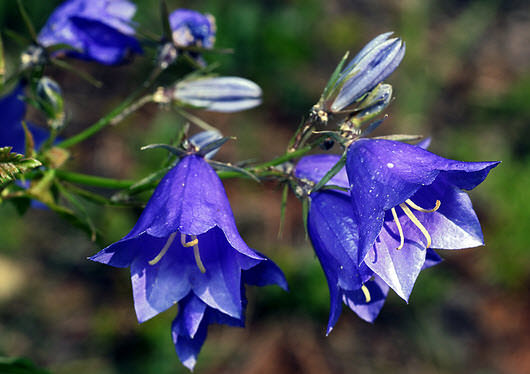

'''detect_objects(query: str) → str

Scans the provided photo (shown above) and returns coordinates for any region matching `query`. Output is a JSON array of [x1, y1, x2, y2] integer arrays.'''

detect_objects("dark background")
[[0, 0, 529, 373]]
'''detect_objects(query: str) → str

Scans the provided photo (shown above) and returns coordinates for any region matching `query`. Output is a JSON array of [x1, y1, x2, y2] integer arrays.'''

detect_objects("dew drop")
[[387, 162, 394, 168]]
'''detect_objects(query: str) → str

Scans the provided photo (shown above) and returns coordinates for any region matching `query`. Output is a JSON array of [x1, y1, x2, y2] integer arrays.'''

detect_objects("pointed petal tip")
[[325, 325, 334, 336]]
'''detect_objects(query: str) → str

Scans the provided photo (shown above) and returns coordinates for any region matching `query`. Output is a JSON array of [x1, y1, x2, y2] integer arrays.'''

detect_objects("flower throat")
[[148, 233, 206, 273], [390, 199, 441, 250]]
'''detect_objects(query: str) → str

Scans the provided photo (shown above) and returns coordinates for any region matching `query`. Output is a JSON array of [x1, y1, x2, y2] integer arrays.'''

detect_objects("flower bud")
[[350, 83, 393, 127], [173, 76, 262, 113], [170, 9, 216, 48], [322, 32, 405, 113], [35, 77, 64, 130]]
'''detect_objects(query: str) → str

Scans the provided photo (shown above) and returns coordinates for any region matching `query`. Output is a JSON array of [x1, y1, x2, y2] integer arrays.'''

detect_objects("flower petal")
[[346, 139, 498, 262], [344, 276, 389, 323], [295, 154, 349, 189], [409, 175, 485, 249], [365, 217, 427, 301], [129, 155, 261, 260]]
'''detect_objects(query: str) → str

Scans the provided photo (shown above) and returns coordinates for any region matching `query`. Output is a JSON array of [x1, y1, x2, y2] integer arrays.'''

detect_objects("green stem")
[[55, 145, 313, 189], [57, 96, 137, 148], [55, 170, 135, 189]]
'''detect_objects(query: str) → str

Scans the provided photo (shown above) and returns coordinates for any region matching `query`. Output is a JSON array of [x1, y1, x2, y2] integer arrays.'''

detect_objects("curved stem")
[[55, 144, 313, 189]]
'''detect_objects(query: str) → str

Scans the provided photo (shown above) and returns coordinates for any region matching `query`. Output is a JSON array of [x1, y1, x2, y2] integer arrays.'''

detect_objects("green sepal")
[[373, 134, 424, 142], [141, 143, 186, 157], [197, 136, 233, 157], [320, 51, 350, 103], [208, 160, 260, 182], [360, 117, 386, 137], [310, 150, 347, 193], [0, 147, 42, 185], [44, 43, 82, 54]]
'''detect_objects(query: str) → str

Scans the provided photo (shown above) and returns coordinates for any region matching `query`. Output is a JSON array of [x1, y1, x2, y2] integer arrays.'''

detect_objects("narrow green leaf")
[[0, 147, 41, 185], [302, 197, 310, 239], [16, 0, 37, 41], [310, 150, 347, 193], [160, 0, 173, 40], [55, 181, 97, 242], [277, 184, 289, 238], [50, 59, 103, 88]]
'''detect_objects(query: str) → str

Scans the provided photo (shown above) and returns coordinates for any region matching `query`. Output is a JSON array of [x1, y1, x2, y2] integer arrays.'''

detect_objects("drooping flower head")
[[345, 139, 499, 299], [38, 0, 142, 65], [169, 9, 216, 48], [0, 84, 49, 154], [318, 32, 405, 114], [295, 154, 442, 332], [90, 154, 286, 370]]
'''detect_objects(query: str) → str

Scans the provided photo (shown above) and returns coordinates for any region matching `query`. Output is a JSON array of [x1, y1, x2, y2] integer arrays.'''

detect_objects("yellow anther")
[[193, 244, 206, 274], [391, 207, 405, 250], [149, 232, 178, 265], [361, 284, 371, 303], [399, 203, 432, 248], [405, 199, 441, 213], [181, 234, 198, 247]]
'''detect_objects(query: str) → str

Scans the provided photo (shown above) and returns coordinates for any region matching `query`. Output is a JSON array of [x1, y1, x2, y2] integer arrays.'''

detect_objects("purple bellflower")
[[0, 84, 48, 154], [169, 9, 216, 49], [296, 154, 442, 333], [321, 32, 405, 113], [346, 139, 499, 300], [90, 154, 287, 370], [38, 0, 142, 65]]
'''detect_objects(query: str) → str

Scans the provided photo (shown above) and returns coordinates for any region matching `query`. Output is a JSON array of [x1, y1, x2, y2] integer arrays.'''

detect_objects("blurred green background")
[[0, 0, 529, 373]]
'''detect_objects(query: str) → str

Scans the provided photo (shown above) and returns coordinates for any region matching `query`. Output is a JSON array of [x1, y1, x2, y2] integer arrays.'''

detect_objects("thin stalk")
[[56, 170, 135, 189]]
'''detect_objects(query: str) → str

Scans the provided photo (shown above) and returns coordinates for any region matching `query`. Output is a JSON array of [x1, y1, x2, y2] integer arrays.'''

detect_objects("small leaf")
[[50, 59, 102, 88], [310, 150, 347, 193], [16, 0, 37, 41], [0, 147, 41, 185], [21, 121, 36, 158], [160, 0, 173, 41], [0, 356, 51, 374], [278, 184, 289, 238]]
